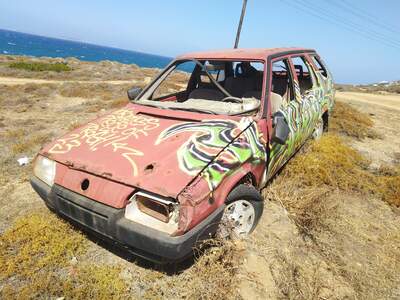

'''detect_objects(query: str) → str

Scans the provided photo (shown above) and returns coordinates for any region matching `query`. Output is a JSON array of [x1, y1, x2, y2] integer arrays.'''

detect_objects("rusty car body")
[[31, 48, 334, 263]]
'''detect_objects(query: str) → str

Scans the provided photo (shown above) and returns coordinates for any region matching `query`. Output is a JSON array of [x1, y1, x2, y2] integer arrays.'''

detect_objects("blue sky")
[[0, 0, 399, 84]]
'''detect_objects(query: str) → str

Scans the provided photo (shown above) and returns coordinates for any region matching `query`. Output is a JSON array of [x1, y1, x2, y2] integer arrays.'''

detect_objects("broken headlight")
[[33, 155, 56, 186], [125, 191, 179, 234]]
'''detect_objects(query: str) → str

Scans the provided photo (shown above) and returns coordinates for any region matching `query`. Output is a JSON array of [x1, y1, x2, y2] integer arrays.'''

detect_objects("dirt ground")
[[0, 56, 399, 299]]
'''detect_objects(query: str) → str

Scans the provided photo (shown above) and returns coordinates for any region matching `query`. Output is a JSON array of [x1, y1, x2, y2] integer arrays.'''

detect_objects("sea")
[[0, 29, 172, 68]]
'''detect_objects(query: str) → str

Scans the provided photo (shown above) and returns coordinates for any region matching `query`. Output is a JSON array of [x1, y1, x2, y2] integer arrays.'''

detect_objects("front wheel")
[[218, 184, 264, 238]]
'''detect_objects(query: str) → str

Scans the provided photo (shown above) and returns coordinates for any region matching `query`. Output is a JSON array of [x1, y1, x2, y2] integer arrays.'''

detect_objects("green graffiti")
[[156, 118, 266, 190]]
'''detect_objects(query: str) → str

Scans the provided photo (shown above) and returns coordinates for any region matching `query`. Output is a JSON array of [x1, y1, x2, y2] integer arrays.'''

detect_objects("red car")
[[31, 48, 334, 263]]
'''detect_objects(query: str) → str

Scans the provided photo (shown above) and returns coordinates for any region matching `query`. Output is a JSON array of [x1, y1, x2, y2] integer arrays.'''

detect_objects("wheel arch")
[[212, 162, 264, 207]]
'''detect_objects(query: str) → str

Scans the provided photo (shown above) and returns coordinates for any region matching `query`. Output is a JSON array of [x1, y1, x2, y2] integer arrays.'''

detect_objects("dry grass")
[[0, 213, 87, 279], [267, 134, 400, 236], [137, 239, 244, 300], [109, 96, 129, 108], [263, 134, 400, 299], [10, 133, 50, 155], [285, 134, 371, 191], [376, 167, 400, 207], [3, 129, 50, 156], [0, 213, 129, 299], [0, 212, 243, 299], [330, 101, 379, 139]]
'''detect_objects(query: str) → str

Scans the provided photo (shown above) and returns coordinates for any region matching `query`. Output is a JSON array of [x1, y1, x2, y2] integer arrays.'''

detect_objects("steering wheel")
[[222, 96, 243, 104]]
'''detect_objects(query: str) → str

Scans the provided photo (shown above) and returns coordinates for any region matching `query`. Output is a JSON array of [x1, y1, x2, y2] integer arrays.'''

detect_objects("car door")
[[266, 58, 303, 179], [309, 54, 335, 113], [290, 55, 322, 145]]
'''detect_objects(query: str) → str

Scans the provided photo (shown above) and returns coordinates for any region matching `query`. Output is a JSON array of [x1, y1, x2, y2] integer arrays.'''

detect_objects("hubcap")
[[218, 200, 256, 238], [312, 119, 324, 140]]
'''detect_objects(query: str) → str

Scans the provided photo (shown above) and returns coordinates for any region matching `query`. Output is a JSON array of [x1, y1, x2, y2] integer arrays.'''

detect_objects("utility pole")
[[234, 0, 248, 49]]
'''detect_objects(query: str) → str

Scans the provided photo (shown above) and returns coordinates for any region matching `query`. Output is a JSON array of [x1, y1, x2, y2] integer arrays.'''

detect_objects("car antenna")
[[234, 0, 248, 49]]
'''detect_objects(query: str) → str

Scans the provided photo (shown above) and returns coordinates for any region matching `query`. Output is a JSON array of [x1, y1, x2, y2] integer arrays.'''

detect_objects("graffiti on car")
[[156, 118, 266, 190], [48, 108, 160, 176]]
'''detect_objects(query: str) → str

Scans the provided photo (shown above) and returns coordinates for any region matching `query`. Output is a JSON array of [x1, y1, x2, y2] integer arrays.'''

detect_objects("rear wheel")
[[312, 117, 324, 140], [218, 184, 263, 238]]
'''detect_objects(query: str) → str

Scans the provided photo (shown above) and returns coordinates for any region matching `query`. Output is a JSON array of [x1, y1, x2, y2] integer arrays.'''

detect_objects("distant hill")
[[336, 80, 400, 94]]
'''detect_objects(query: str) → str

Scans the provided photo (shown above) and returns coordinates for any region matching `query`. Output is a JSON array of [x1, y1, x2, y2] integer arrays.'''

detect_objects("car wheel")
[[218, 184, 264, 239], [312, 117, 324, 140]]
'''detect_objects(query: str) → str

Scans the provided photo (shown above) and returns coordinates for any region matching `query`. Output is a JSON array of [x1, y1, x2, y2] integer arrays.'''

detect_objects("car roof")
[[177, 47, 316, 61]]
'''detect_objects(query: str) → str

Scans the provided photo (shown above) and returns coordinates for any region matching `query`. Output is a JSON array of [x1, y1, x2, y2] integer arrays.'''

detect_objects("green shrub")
[[9, 61, 71, 72]]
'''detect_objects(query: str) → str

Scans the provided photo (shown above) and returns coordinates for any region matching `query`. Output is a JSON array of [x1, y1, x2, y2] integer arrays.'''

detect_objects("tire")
[[218, 184, 264, 238], [312, 117, 324, 140], [322, 112, 329, 132]]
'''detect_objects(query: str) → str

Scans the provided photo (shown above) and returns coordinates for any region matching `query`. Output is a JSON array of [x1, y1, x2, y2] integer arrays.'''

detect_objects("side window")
[[270, 59, 295, 113], [311, 56, 328, 78], [152, 61, 195, 100], [291, 56, 316, 95]]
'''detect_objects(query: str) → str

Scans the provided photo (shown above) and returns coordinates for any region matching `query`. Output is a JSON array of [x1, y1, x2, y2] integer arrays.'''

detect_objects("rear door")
[[309, 54, 335, 112], [290, 55, 322, 145]]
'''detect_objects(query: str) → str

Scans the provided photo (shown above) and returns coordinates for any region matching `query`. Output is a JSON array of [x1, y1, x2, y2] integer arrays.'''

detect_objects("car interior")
[[135, 60, 264, 115], [269, 56, 316, 115], [292, 56, 315, 95], [136, 56, 316, 115], [270, 59, 293, 114], [152, 60, 264, 103]]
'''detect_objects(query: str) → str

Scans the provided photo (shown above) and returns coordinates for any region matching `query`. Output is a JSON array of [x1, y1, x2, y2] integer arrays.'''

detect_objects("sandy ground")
[[337, 91, 400, 112], [336, 91, 400, 167], [1, 56, 399, 299]]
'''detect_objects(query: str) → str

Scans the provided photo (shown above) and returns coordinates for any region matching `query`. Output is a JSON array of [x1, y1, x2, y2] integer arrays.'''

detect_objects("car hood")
[[42, 103, 251, 198]]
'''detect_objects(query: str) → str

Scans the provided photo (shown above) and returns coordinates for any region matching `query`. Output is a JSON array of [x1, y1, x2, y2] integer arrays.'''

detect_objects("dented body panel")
[[31, 48, 334, 262]]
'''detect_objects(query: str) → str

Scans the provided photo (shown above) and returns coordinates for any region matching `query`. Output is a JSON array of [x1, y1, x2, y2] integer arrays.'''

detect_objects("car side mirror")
[[271, 113, 290, 145], [127, 87, 142, 100]]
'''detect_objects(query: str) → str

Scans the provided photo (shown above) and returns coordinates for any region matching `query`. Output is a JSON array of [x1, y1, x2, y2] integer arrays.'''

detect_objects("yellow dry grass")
[[0, 213, 130, 299], [0, 213, 87, 280], [0, 212, 243, 299], [268, 134, 400, 235], [330, 101, 379, 139]]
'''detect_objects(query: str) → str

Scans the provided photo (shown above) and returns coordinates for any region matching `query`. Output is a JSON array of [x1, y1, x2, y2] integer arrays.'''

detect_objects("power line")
[[295, 0, 400, 48], [280, 0, 400, 51], [334, 0, 400, 35]]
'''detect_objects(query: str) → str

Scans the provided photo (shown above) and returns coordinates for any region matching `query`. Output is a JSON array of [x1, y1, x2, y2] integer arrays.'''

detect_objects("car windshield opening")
[[135, 59, 264, 115]]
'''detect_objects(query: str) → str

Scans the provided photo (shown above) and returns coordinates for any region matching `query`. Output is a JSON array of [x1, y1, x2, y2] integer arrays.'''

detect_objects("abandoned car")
[[31, 48, 334, 262]]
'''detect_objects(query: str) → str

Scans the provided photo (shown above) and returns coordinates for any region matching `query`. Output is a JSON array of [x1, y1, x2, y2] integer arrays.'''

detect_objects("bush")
[[9, 61, 71, 72], [283, 134, 376, 193]]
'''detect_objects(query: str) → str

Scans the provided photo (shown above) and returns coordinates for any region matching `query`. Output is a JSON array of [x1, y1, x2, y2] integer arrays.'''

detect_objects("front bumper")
[[30, 176, 224, 263]]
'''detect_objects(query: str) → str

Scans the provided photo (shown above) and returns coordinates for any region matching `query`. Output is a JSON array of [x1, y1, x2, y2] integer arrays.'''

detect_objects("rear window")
[[311, 56, 328, 78]]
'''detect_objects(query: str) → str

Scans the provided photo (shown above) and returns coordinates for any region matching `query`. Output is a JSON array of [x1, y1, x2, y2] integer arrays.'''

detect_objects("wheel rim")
[[312, 119, 324, 140], [219, 200, 256, 238]]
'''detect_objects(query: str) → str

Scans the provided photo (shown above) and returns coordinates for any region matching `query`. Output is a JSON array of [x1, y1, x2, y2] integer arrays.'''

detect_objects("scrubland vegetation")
[[9, 61, 72, 72], [336, 82, 400, 94], [0, 56, 399, 299]]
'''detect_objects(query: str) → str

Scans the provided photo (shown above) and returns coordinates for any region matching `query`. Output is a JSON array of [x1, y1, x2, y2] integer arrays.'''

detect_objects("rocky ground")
[[0, 55, 399, 299]]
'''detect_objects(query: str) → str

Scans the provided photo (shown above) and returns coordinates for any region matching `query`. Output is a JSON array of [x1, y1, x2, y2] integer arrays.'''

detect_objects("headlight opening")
[[136, 194, 173, 223], [125, 192, 179, 234]]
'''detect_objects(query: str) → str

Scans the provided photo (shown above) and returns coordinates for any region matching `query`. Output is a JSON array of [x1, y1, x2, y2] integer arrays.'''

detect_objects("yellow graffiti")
[[48, 109, 160, 176]]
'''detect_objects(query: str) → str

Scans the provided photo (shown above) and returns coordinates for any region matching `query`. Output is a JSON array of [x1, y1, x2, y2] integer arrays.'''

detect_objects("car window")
[[311, 55, 328, 78], [152, 61, 195, 100], [291, 56, 316, 95], [271, 59, 294, 104]]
